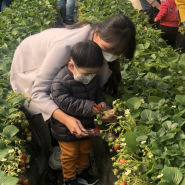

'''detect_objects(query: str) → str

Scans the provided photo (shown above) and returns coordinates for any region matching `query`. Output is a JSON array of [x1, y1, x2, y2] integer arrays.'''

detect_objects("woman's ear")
[[93, 29, 100, 44], [94, 28, 99, 37]]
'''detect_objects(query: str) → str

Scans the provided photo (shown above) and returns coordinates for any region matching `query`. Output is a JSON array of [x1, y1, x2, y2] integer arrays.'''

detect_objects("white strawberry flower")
[[117, 116, 123, 119], [120, 138, 125, 142], [157, 174, 163, 178], [113, 100, 117, 105], [141, 141, 146, 144], [13, 88, 17, 92], [125, 169, 131, 175], [172, 105, 176, 108], [141, 99, 145, 103], [25, 88, 29, 93], [121, 143, 126, 147], [1, 158, 7, 162], [124, 109, 130, 115], [148, 154, 153, 158], [8, 149, 14, 153]]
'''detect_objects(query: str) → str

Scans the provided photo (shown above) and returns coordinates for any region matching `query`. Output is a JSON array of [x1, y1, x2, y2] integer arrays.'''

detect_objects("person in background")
[[0, 0, 10, 12], [57, 0, 75, 25], [175, 0, 185, 27], [51, 41, 105, 185], [139, 0, 161, 24], [154, 0, 179, 48]]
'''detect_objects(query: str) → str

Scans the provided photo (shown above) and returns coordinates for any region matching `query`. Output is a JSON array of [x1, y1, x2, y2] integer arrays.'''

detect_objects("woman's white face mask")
[[102, 51, 119, 62], [99, 36, 119, 62], [73, 63, 96, 84]]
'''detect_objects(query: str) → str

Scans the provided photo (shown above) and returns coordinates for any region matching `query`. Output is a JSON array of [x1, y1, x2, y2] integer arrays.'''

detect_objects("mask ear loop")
[[73, 62, 81, 77]]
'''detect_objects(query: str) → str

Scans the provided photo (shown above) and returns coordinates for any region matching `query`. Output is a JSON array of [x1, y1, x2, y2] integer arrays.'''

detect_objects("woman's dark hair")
[[68, 14, 136, 95], [70, 40, 104, 69]]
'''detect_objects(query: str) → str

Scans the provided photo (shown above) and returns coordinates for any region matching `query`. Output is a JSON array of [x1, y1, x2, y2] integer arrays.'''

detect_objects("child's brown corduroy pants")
[[58, 139, 92, 179]]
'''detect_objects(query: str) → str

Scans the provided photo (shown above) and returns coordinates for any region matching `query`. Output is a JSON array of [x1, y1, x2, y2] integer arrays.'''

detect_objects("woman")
[[10, 14, 136, 139]]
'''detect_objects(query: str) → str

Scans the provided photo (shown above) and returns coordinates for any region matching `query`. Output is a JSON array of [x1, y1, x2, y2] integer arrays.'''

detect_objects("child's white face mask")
[[99, 36, 119, 62], [73, 63, 96, 84]]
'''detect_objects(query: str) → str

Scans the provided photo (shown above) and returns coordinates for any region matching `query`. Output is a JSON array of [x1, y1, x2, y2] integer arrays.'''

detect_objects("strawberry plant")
[[179, 24, 185, 36], [78, 0, 185, 184], [0, 0, 57, 184]]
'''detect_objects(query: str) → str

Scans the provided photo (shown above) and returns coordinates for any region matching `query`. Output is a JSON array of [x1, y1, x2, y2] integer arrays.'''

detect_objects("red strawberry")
[[23, 168, 26, 173], [119, 159, 127, 164], [24, 129, 29, 134], [21, 154, 27, 161], [20, 161, 25, 166], [119, 183, 127, 185], [94, 105, 100, 111], [26, 132, 32, 137], [94, 127, 101, 132], [111, 132, 116, 138], [88, 128, 96, 138], [23, 182, 29, 185], [18, 179, 23, 184], [113, 143, 120, 151]]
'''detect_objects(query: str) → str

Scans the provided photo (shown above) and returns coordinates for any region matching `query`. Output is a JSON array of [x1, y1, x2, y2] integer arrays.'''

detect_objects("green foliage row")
[[0, 0, 57, 184], [78, 0, 185, 185], [179, 24, 185, 36]]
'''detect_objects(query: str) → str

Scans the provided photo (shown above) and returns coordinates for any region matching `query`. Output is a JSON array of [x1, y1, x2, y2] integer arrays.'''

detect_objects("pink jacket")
[[155, 0, 179, 27]]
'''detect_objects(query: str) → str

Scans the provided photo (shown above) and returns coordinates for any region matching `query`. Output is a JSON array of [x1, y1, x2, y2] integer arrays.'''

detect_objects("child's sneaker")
[[49, 146, 62, 170], [76, 168, 99, 185], [63, 178, 79, 185]]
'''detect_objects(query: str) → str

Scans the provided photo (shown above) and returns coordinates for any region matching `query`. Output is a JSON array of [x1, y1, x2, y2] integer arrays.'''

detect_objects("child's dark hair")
[[70, 41, 104, 68]]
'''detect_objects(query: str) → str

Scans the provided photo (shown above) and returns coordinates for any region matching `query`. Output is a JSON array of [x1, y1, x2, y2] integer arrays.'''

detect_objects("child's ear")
[[68, 61, 74, 71]]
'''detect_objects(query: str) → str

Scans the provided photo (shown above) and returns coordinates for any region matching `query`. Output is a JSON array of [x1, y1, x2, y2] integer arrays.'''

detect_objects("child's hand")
[[98, 102, 108, 111], [154, 18, 157, 22], [91, 104, 99, 116]]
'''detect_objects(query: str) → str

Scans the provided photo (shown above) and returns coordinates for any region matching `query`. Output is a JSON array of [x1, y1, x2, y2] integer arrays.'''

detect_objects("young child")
[[154, 0, 179, 48], [51, 40, 106, 185]]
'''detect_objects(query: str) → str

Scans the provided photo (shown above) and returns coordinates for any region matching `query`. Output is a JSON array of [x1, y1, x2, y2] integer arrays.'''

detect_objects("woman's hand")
[[98, 102, 108, 111], [52, 109, 88, 138], [101, 109, 117, 123]]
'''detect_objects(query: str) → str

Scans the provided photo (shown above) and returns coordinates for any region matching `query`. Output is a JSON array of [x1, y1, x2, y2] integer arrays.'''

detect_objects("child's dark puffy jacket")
[[50, 65, 106, 142], [155, 0, 178, 27]]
